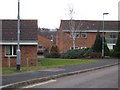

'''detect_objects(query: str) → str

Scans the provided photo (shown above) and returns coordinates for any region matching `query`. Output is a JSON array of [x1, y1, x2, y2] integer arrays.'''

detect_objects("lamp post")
[[16, 0, 21, 71], [102, 13, 109, 58]]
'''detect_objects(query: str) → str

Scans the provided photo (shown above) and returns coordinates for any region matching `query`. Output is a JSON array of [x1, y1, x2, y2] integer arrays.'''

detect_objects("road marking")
[[23, 80, 56, 88], [0, 83, 16, 89]]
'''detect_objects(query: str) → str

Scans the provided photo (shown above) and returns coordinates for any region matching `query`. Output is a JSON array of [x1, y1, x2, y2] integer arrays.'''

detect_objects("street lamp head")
[[103, 13, 109, 15]]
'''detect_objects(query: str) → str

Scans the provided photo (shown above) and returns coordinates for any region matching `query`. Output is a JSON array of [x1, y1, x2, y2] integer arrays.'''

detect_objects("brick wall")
[[1, 45, 37, 67], [56, 31, 97, 53], [38, 35, 52, 50]]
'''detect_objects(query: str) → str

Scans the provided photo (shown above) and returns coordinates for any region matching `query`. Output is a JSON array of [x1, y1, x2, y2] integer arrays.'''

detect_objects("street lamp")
[[16, 0, 21, 71], [102, 13, 109, 58]]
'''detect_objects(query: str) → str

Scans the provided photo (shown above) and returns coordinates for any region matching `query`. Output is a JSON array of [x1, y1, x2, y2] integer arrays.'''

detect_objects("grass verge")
[[2, 58, 95, 75]]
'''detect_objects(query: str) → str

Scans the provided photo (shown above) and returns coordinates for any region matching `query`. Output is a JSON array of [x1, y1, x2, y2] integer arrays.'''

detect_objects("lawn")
[[2, 58, 95, 75]]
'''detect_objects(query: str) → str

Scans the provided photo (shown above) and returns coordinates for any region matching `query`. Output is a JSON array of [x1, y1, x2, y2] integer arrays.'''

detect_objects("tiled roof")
[[1, 19, 38, 41], [38, 28, 57, 40], [60, 20, 119, 31]]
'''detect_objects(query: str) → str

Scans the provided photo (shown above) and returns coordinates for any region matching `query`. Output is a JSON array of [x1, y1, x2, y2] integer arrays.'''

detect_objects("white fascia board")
[[0, 42, 38, 45], [63, 30, 120, 32]]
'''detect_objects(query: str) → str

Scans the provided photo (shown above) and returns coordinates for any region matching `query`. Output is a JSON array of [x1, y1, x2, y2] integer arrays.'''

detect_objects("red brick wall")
[[38, 35, 52, 50], [1, 45, 37, 67], [56, 31, 97, 53]]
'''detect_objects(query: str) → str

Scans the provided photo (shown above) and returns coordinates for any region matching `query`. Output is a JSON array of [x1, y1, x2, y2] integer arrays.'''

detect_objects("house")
[[56, 20, 119, 53], [0, 19, 38, 67], [37, 28, 57, 55]]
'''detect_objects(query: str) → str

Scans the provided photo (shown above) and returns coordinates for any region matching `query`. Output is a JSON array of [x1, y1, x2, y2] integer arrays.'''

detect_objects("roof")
[[0, 19, 38, 43], [60, 20, 119, 32], [38, 28, 57, 40]]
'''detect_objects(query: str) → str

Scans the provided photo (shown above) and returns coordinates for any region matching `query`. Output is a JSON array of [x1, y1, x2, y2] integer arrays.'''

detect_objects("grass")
[[2, 58, 96, 75]]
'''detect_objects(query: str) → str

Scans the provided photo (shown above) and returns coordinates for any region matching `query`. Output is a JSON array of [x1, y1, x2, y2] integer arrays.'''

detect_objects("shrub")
[[113, 33, 120, 58], [61, 48, 103, 59], [92, 31, 110, 56], [83, 48, 93, 57], [89, 52, 102, 58], [45, 45, 60, 58], [92, 32, 102, 53], [61, 49, 81, 59], [61, 48, 91, 59], [45, 52, 60, 58], [104, 42, 110, 56]]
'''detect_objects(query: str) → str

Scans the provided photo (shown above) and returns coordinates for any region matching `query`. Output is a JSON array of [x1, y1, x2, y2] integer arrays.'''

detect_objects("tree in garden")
[[104, 37, 110, 56], [63, 7, 83, 50], [92, 31, 102, 53], [92, 31, 110, 56], [50, 45, 59, 53], [50, 45, 60, 58], [114, 33, 120, 58]]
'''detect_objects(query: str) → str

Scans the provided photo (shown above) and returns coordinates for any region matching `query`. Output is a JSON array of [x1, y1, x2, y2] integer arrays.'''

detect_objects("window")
[[81, 33, 87, 39], [5, 45, 17, 57], [69, 33, 80, 38], [38, 45, 43, 49], [6, 46, 12, 55], [109, 32, 116, 38], [76, 33, 80, 38], [81, 47, 87, 49], [70, 47, 79, 50]]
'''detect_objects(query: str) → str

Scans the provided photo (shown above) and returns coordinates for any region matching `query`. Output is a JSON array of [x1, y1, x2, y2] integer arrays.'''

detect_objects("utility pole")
[[16, 0, 21, 71], [102, 13, 109, 58]]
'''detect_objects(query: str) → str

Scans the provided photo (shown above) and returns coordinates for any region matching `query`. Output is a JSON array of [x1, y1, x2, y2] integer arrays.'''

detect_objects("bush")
[[45, 45, 60, 58], [92, 32, 102, 53], [61, 48, 103, 59], [89, 52, 102, 58], [92, 32, 110, 56], [104, 43, 110, 56], [45, 52, 60, 58], [110, 50, 120, 58], [113, 33, 120, 58], [83, 48, 93, 57], [61, 49, 80, 59], [61, 48, 92, 59]]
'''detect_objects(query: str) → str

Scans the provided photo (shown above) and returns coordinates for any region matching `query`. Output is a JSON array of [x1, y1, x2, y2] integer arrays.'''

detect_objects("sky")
[[0, 0, 119, 29]]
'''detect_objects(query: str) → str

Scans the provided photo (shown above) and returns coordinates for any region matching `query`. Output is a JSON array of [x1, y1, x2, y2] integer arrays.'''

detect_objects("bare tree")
[[67, 7, 83, 50]]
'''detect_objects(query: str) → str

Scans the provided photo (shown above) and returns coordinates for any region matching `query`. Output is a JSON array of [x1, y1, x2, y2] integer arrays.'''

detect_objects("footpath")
[[1, 59, 119, 89]]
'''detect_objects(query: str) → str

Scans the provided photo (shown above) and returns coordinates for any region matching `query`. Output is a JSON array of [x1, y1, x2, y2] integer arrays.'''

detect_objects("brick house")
[[0, 19, 38, 67], [38, 28, 57, 54], [56, 20, 119, 53]]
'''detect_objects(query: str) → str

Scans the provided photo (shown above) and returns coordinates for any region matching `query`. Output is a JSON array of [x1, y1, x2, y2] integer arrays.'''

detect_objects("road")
[[23, 65, 118, 88]]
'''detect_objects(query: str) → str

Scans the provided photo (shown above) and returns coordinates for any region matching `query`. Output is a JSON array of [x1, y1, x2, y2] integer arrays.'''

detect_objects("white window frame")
[[69, 32, 80, 38], [81, 46, 87, 49], [70, 46, 80, 50], [81, 33, 87, 39], [5, 45, 17, 57]]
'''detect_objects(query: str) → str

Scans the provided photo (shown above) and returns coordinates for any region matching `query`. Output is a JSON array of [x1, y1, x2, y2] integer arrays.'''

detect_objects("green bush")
[[61, 49, 81, 59], [92, 32, 102, 53], [83, 48, 93, 58], [61, 48, 92, 59], [113, 33, 120, 58], [92, 32, 110, 56], [110, 50, 120, 58], [89, 52, 102, 58], [45, 45, 60, 58]]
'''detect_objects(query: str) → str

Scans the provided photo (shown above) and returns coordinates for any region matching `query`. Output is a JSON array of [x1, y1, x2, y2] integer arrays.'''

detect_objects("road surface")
[[23, 65, 118, 88]]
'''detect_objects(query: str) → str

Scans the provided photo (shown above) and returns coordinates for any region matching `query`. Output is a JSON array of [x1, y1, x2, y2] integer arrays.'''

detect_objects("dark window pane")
[[13, 46, 17, 55], [81, 33, 87, 38], [6, 46, 12, 55]]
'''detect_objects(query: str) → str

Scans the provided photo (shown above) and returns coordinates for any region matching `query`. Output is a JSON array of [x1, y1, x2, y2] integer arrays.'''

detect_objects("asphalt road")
[[2, 59, 118, 86], [23, 65, 118, 88]]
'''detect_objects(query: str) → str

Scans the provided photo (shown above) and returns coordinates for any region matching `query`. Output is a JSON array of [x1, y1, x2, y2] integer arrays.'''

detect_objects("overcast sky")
[[0, 0, 119, 29]]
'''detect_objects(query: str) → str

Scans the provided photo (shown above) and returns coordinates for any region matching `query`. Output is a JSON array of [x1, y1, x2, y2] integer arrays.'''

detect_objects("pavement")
[[1, 59, 119, 89]]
